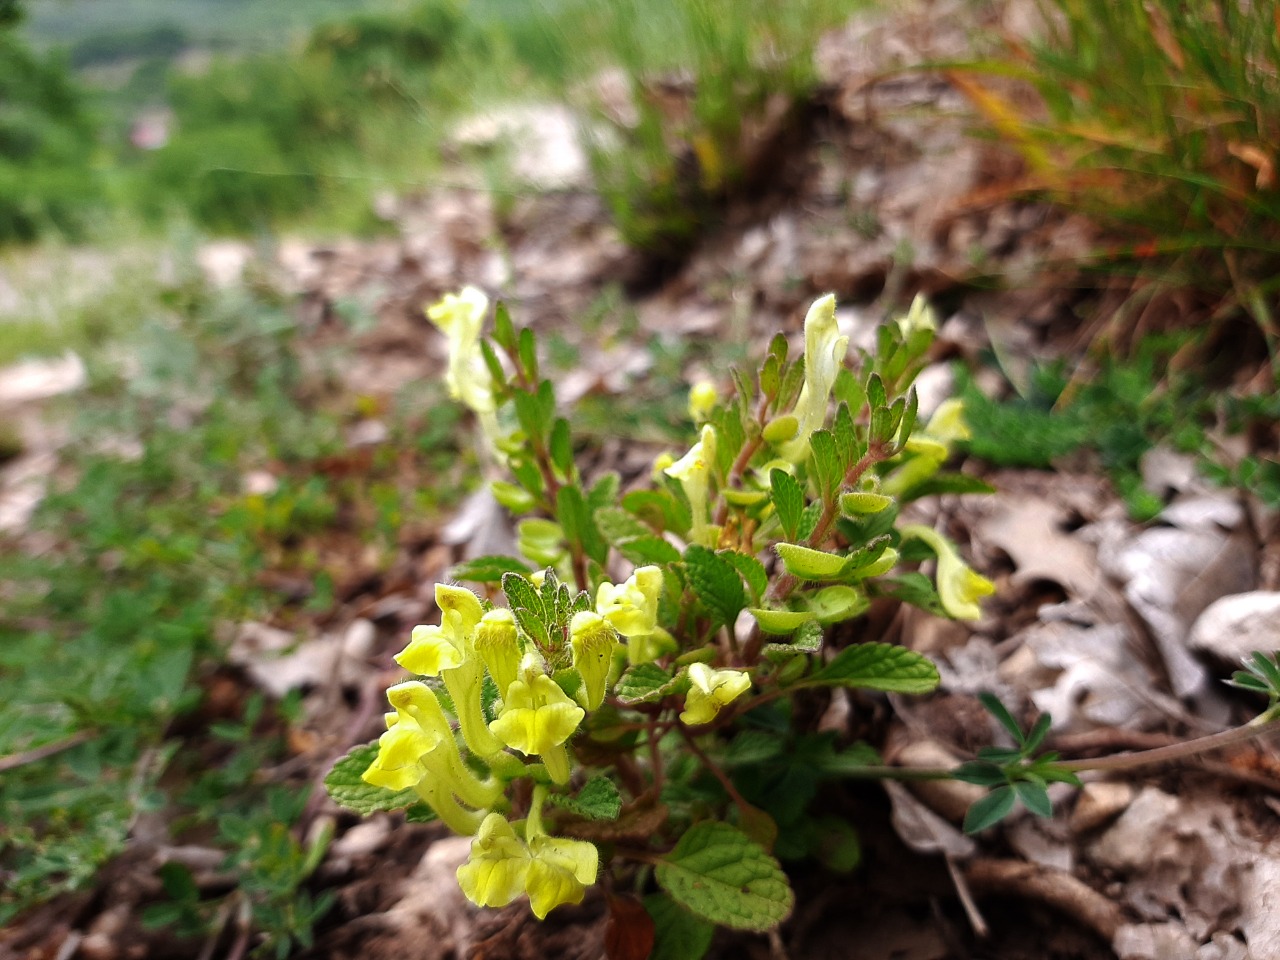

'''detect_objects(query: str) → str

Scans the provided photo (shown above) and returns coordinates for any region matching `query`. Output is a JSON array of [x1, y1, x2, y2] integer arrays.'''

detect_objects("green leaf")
[[978, 692, 1025, 746], [865, 373, 887, 411], [615, 663, 682, 706], [761, 620, 824, 662], [557, 485, 608, 566], [796, 501, 824, 541], [808, 430, 841, 499], [655, 821, 794, 932], [492, 301, 516, 351], [953, 761, 1007, 787], [806, 585, 868, 624], [721, 550, 767, 604], [770, 469, 804, 541], [964, 785, 1016, 834], [808, 816, 861, 872], [644, 894, 715, 960], [323, 743, 418, 814], [724, 730, 787, 766], [775, 543, 848, 580], [873, 572, 946, 616], [1014, 780, 1053, 819], [450, 554, 531, 584], [502, 572, 549, 649], [404, 802, 438, 823], [899, 473, 997, 500], [550, 418, 574, 478], [549, 775, 622, 821], [808, 642, 939, 694], [595, 506, 651, 545], [684, 545, 746, 626], [750, 607, 816, 635], [623, 489, 688, 534], [618, 535, 682, 566]]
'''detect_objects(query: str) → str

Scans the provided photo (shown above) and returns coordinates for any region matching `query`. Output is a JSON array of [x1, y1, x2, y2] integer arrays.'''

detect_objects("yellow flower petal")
[[362, 724, 436, 791], [456, 813, 531, 909], [396, 624, 464, 676], [901, 524, 994, 621], [680, 663, 751, 726], [525, 835, 599, 919], [569, 611, 619, 710], [489, 674, 585, 758]]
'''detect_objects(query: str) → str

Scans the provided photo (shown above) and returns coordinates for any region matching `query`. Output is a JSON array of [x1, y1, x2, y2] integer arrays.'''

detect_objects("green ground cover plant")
[[0, 272, 465, 952], [326, 288, 1280, 955], [959, 337, 1280, 517]]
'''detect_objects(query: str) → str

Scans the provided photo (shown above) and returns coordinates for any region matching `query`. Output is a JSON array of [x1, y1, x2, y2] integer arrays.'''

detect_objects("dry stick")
[[0, 729, 96, 774]]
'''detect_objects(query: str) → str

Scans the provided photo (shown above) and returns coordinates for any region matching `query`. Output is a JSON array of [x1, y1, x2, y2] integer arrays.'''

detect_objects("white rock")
[[1070, 782, 1134, 834], [1089, 787, 1180, 872], [1188, 592, 1280, 665], [1241, 850, 1280, 956], [1113, 922, 1199, 960], [0, 352, 86, 404]]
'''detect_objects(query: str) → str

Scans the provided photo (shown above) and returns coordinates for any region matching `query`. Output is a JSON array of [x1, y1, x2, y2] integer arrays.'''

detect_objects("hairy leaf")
[[655, 822, 793, 932]]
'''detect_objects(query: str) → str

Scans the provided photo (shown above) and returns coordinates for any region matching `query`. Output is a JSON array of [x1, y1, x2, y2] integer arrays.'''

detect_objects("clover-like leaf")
[[964, 785, 1016, 834], [655, 822, 793, 932]]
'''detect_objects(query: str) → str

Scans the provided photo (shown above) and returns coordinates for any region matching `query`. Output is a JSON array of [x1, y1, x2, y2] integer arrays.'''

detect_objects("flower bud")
[[762, 414, 799, 445], [569, 611, 619, 710], [688, 380, 718, 422]]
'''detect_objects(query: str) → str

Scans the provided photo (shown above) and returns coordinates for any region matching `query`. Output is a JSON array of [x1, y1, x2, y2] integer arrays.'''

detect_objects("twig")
[[964, 858, 1123, 942], [679, 727, 753, 815], [0, 729, 96, 773], [944, 854, 988, 938]]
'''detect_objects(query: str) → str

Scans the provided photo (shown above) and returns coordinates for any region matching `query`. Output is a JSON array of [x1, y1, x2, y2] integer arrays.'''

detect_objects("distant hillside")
[[21, 0, 408, 62]]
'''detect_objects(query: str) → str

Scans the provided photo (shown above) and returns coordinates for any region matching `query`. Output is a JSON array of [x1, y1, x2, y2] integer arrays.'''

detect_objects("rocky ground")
[[3, 3, 1280, 959]]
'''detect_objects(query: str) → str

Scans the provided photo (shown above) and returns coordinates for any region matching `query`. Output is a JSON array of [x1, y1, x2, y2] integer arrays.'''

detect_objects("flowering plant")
[[324, 289, 1006, 951]]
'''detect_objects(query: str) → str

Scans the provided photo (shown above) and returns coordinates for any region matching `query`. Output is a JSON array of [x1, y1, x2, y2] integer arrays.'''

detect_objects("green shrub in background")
[[0, 30, 103, 242], [135, 0, 478, 233], [973, 0, 1280, 338]]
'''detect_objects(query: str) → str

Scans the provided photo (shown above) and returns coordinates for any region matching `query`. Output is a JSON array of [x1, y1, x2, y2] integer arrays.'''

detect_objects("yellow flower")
[[455, 811, 599, 920], [897, 293, 937, 341], [426, 287, 493, 416], [881, 400, 971, 496], [780, 294, 847, 462], [665, 425, 717, 547], [688, 380, 718, 422], [489, 672, 585, 783], [473, 608, 523, 698], [363, 722, 441, 792], [900, 524, 994, 621], [626, 626, 677, 666], [525, 834, 599, 919], [456, 813, 531, 909], [596, 565, 663, 638], [569, 611, 619, 710], [680, 663, 752, 726], [396, 584, 502, 757]]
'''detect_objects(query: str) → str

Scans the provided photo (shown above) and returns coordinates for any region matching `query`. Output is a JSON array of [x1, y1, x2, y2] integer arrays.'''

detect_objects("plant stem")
[[858, 713, 1280, 783], [680, 726, 754, 814], [1055, 710, 1280, 774]]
